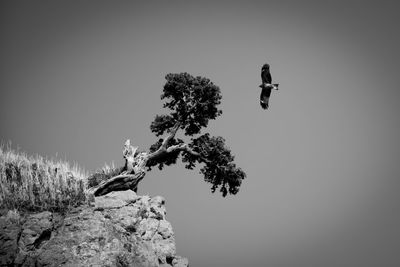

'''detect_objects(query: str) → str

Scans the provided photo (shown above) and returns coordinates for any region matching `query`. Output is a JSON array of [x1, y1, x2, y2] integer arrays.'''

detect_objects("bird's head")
[[262, 63, 270, 70]]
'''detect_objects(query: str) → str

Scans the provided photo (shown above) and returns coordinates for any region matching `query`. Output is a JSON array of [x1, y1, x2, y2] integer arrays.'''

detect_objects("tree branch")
[[147, 122, 181, 162], [160, 122, 181, 149], [166, 143, 211, 164]]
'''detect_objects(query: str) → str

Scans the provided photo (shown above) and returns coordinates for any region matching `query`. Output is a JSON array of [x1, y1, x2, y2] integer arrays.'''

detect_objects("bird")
[[259, 63, 279, 109]]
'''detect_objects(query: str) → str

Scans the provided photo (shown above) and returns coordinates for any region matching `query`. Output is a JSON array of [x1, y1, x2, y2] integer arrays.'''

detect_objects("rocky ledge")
[[0, 190, 188, 267]]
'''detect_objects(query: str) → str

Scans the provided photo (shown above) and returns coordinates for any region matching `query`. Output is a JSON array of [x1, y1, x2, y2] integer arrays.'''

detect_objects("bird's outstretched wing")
[[260, 86, 271, 109]]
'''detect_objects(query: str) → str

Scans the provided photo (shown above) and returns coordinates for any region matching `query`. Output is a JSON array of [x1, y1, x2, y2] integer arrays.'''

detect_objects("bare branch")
[[123, 139, 138, 173]]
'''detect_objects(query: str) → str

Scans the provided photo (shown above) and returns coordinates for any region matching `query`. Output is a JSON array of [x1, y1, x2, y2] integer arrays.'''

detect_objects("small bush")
[[87, 162, 124, 188]]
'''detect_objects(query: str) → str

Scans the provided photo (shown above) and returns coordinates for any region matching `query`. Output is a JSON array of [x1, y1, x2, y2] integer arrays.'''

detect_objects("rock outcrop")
[[0, 190, 188, 267]]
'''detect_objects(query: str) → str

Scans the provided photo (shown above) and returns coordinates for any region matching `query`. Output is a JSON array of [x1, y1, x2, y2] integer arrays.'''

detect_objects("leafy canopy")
[[150, 72, 222, 136], [149, 73, 245, 197]]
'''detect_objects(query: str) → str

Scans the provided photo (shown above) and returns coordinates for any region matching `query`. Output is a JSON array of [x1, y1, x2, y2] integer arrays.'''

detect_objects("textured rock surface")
[[0, 211, 21, 266], [0, 190, 188, 267]]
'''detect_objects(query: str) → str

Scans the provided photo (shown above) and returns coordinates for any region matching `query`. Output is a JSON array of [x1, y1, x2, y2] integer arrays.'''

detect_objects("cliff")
[[0, 190, 188, 267]]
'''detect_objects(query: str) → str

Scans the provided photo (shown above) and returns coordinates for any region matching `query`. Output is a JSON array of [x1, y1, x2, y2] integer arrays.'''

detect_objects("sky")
[[1, 1, 400, 266]]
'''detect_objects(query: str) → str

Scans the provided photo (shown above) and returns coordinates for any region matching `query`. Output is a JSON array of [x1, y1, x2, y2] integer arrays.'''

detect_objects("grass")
[[0, 144, 88, 212]]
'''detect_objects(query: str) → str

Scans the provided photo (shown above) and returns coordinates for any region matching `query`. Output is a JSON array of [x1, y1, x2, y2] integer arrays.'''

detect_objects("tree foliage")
[[182, 134, 245, 197], [151, 72, 222, 136], [148, 73, 245, 197]]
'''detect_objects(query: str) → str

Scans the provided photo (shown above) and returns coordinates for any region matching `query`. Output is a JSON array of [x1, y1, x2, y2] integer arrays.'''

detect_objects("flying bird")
[[259, 63, 279, 109]]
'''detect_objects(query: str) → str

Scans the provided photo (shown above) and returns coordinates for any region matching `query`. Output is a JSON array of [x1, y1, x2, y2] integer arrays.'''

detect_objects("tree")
[[88, 73, 246, 197]]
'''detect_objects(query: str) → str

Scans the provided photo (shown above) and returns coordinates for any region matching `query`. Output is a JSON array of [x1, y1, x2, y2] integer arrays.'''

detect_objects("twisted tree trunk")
[[87, 122, 204, 197], [87, 139, 149, 197], [90, 172, 145, 196]]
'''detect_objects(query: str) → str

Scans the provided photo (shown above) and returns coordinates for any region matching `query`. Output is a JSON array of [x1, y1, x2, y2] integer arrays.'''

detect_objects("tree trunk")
[[89, 172, 145, 196], [87, 139, 148, 197], [87, 123, 200, 197]]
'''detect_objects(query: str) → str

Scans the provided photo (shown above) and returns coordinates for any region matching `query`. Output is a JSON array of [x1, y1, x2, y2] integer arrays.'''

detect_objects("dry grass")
[[0, 144, 88, 212]]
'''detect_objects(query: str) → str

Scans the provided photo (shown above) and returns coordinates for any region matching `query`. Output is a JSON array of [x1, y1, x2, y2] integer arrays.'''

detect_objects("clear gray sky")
[[1, 1, 400, 266]]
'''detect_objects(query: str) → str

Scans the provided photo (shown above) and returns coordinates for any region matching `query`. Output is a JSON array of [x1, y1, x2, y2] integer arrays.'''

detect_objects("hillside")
[[0, 145, 188, 267]]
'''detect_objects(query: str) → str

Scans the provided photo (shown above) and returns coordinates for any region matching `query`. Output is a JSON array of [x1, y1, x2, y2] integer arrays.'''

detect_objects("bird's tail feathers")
[[272, 83, 279, 90]]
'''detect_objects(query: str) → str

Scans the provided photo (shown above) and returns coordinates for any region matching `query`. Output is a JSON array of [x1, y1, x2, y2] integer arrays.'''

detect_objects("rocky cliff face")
[[0, 190, 188, 267]]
